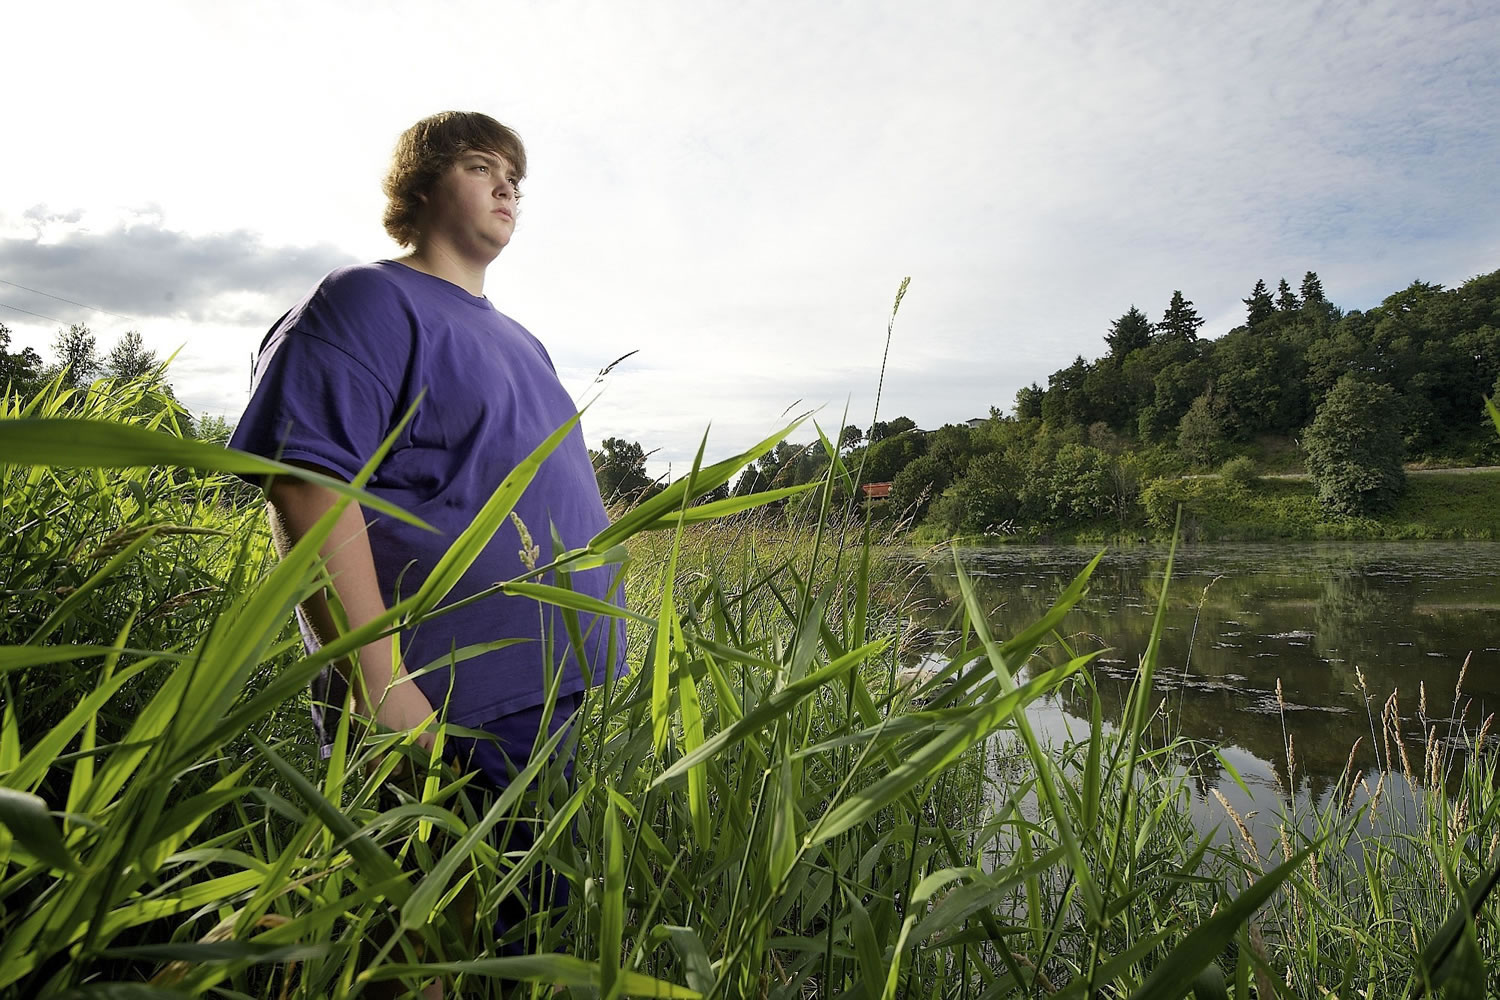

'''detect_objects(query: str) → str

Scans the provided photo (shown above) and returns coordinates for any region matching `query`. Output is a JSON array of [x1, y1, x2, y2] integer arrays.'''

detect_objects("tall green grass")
[[1, 373, 1497, 997]]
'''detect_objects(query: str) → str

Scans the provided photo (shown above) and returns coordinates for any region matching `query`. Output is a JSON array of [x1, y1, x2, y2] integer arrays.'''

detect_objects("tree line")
[[1, 321, 234, 443], [595, 266, 1500, 533]]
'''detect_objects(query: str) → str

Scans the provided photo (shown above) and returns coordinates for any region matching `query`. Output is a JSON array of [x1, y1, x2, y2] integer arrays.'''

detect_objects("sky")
[[2, 0, 1497, 475]]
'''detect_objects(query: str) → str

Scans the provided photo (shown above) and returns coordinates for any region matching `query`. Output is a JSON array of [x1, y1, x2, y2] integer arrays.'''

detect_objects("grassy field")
[[1139, 470, 1500, 541], [3, 373, 1499, 998]]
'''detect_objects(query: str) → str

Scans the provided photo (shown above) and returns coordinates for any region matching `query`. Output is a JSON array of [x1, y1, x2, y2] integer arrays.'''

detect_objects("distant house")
[[964, 417, 987, 428], [862, 482, 892, 499]]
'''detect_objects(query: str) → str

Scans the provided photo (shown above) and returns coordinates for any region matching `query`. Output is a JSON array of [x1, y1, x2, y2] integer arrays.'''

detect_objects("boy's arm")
[[265, 463, 436, 751]]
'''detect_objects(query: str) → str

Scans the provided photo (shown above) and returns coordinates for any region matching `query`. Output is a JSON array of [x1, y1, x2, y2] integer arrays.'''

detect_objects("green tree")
[[889, 454, 949, 521], [0, 323, 44, 395], [860, 432, 926, 484], [868, 417, 915, 444], [1044, 443, 1116, 521], [1158, 291, 1205, 342], [591, 437, 654, 503], [104, 329, 160, 381], [866, 417, 916, 444], [939, 452, 1022, 533], [1176, 389, 1229, 468], [925, 423, 974, 477], [694, 481, 730, 505], [839, 424, 863, 450], [1303, 375, 1405, 516], [1243, 279, 1275, 326], [731, 466, 765, 497], [194, 413, 236, 447], [1041, 356, 1093, 427], [1300, 271, 1325, 304], [1014, 382, 1044, 420], [1105, 306, 1153, 359], [49, 323, 100, 389], [1275, 278, 1300, 313], [1138, 357, 1210, 441]]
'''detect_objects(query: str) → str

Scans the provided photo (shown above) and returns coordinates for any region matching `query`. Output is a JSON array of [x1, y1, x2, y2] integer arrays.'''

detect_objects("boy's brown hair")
[[381, 111, 528, 248]]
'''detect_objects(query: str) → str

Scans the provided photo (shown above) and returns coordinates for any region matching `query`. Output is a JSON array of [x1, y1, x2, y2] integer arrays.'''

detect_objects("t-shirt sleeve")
[[228, 268, 414, 485]]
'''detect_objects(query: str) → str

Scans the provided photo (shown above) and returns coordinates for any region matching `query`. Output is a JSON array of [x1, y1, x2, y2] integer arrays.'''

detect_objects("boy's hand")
[[366, 677, 440, 786]]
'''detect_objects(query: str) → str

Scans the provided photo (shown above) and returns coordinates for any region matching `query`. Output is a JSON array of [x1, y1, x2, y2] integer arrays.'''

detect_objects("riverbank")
[[910, 468, 1500, 545], [1141, 468, 1500, 541]]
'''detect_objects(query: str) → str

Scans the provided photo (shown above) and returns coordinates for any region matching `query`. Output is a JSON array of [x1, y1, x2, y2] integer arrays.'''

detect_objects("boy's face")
[[417, 148, 522, 261]]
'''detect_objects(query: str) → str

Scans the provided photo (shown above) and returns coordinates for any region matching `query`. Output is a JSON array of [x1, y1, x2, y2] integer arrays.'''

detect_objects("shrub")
[[1220, 455, 1258, 488]]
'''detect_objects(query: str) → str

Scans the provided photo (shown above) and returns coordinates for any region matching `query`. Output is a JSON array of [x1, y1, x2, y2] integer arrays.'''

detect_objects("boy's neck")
[[396, 246, 489, 298]]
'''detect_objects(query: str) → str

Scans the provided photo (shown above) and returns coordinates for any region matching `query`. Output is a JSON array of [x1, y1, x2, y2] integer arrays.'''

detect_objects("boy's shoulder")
[[310, 260, 410, 307]]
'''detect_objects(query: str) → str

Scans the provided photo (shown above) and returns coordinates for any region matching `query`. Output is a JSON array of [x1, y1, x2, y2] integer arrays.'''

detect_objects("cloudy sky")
[[3, 0, 1497, 473]]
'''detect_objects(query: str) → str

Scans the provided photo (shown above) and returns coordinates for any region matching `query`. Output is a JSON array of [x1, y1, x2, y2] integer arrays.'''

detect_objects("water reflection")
[[898, 542, 1500, 835]]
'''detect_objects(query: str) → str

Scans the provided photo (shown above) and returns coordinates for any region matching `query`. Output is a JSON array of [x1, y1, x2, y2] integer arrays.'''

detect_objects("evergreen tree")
[[50, 323, 100, 389], [1300, 271, 1326, 304], [104, 330, 159, 381], [1014, 382, 1044, 420], [1243, 279, 1275, 326], [1275, 278, 1300, 313], [1158, 291, 1205, 342], [1105, 306, 1153, 358]]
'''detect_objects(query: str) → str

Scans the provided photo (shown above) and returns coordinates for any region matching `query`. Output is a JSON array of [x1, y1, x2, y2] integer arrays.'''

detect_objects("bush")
[[1220, 455, 1258, 487]]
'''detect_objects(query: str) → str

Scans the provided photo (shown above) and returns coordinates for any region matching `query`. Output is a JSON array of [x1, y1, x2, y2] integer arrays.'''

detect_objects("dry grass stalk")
[[1449, 795, 1469, 849], [1454, 652, 1471, 714], [1336, 738, 1363, 807], [1381, 692, 1396, 776], [1212, 787, 1260, 868], [1370, 772, 1386, 814], [1427, 724, 1441, 789], [1382, 691, 1416, 787], [1286, 733, 1297, 799]]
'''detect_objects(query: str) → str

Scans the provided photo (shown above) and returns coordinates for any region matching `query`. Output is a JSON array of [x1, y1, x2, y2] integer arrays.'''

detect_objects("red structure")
[[861, 482, 892, 499]]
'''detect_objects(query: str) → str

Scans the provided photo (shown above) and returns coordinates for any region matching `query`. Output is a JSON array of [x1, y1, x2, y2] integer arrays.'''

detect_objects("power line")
[[0, 278, 137, 322], [0, 301, 70, 325]]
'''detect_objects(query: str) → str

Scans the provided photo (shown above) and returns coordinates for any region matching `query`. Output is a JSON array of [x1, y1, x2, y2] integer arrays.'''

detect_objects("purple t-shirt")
[[229, 261, 625, 741]]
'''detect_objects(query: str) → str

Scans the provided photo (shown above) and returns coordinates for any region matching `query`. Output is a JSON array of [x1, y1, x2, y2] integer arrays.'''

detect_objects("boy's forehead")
[[461, 147, 519, 173]]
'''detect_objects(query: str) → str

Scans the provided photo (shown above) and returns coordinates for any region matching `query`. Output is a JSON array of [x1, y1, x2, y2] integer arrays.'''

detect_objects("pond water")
[[898, 542, 1500, 844]]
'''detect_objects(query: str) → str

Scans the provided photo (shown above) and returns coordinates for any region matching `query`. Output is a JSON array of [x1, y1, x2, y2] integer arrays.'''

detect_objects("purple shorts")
[[446, 690, 583, 788], [443, 691, 584, 954]]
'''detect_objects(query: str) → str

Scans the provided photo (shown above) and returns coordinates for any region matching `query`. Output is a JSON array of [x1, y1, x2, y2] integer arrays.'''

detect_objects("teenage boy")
[[228, 112, 624, 971]]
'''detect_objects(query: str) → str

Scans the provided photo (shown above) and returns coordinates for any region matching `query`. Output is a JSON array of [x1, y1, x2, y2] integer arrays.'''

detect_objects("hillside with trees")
[[598, 266, 1500, 538]]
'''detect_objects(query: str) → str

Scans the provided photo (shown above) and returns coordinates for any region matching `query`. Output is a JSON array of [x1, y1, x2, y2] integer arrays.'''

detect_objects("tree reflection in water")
[[898, 541, 1500, 840]]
